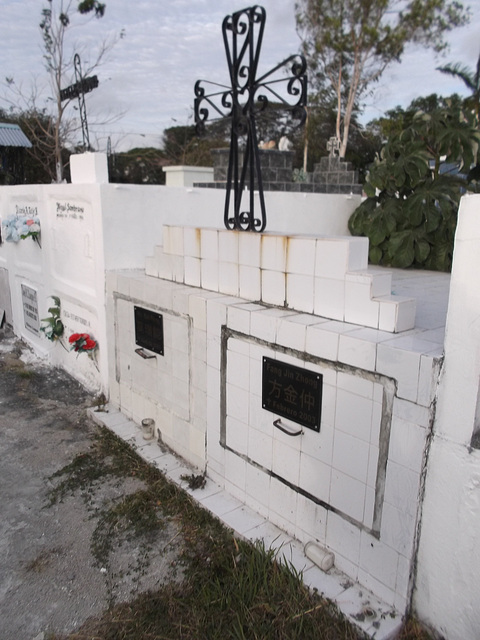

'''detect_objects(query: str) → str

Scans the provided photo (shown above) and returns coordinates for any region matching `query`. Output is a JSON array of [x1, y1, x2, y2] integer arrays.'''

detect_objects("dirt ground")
[[0, 328, 182, 640]]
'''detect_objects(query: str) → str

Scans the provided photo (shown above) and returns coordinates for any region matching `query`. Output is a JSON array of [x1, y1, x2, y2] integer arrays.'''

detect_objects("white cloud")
[[2, 0, 479, 152]]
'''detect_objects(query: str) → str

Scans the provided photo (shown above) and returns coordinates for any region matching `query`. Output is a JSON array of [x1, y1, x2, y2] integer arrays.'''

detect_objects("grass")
[[47, 426, 435, 640]]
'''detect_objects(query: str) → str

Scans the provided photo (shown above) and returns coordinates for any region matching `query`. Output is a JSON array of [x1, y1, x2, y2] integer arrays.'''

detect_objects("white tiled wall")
[[106, 225, 443, 618]]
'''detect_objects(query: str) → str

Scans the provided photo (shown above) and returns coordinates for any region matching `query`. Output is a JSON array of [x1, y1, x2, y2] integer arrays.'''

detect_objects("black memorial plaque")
[[262, 357, 322, 431], [134, 306, 164, 356]]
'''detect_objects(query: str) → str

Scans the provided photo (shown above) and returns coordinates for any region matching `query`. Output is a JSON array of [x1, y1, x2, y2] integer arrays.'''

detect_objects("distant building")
[[0, 123, 32, 185]]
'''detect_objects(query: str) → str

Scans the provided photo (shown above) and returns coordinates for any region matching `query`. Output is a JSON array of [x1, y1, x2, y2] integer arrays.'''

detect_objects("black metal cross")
[[60, 54, 99, 150], [194, 5, 307, 232]]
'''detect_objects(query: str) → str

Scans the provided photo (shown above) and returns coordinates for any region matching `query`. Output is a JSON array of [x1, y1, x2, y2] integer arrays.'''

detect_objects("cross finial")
[[194, 6, 307, 232]]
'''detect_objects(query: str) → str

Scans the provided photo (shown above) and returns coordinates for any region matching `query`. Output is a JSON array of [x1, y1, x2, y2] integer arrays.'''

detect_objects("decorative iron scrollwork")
[[194, 5, 307, 232]]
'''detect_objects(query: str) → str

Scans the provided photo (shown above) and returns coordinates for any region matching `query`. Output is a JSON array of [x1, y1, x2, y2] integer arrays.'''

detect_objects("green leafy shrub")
[[349, 103, 480, 271]]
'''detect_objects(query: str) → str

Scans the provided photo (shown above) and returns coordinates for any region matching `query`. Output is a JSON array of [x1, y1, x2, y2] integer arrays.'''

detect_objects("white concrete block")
[[276, 316, 307, 351], [200, 228, 218, 261], [338, 333, 377, 371], [201, 258, 219, 292], [286, 273, 314, 313], [287, 236, 316, 275], [219, 261, 239, 296], [347, 237, 369, 271], [345, 280, 380, 328], [261, 234, 287, 271], [261, 269, 286, 306], [315, 237, 350, 280], [239, 232, 261, 267], [184, 256, 201, 287], [218, 229, 239, 263], [314, 277, 345, 320], [70, 152, 109, 183], [305, 322, 340, 360], [377, 343, 420, 402], [145, 255, 159, 278], [183, 226, 201, 258], [239, 265, 261, 300]]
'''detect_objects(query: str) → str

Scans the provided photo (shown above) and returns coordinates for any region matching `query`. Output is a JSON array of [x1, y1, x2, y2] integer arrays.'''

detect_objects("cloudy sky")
[[2, 0, 479, 152]]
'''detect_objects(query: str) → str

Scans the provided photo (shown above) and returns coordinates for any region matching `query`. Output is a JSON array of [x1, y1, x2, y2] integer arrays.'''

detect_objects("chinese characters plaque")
[[262, 357, 323, 432]]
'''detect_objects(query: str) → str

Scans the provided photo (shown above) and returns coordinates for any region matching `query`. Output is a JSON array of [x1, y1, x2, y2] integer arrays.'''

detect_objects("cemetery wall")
[[0, 152, 359, 394], [413, 193, 480, 640], [106, 224, 435, 617]]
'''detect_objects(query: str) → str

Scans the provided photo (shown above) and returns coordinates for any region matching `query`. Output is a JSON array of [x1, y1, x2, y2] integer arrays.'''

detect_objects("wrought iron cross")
[[194, 5, 307, 232], [60, 53, 99, 150]]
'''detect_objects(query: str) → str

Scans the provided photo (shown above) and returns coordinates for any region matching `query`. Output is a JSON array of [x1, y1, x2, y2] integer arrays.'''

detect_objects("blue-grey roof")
[[0, 123, 32, 148]]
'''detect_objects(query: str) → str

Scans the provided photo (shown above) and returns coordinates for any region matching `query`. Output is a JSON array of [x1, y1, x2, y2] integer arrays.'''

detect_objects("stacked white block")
[[145, 226, 416, 333]]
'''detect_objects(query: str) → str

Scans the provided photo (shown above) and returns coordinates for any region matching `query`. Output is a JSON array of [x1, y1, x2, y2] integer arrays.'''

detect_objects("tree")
[[349, 96, 480, 271], [295, 0, 470, 158], [437, 51, 480, 122], [2, 1, 112, 182]]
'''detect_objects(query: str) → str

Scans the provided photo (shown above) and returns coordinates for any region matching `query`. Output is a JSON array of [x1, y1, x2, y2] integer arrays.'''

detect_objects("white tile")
[[338, 333, 377, 371], [417, 354, 441, 407], [301, 420, 334, 466], [250, 308, 295, 343], [383, 461, 421, 518], [345, 281, 380, 329], [380, 502, 416, 558], [218, 261, 239, 296], [239, 265, 261, 300], [325, 510, 361, 566], [268, 476, 298, 532], [200, 228, 218, 261], [239, 232, 261, 267], [287, 236, 316, 275], [261, 234, 287, 271], [227, 303, 254, 334], [359, 532, 399, 592], [244, 519, 293, 552], [224, 449, 247, 493], [332, 430, 370, 485], [335, 388, 373, 442], [276, 316, 307, 351], [226, 384, 250, 425], [305, 322, 340, 360], [388, 415, 427, 473], [330, 470, 366, 523], [221, 505, 267, 535], [295, 493, 328, 542], [226, 349, 250, 391], [366, 445, 380, 488], [201, 258, 219, 292], [272, 438, 301, 486], [183, 226, 201, 258], [218, 229, 239, 263], [315, 238, 350, 280], [261, 269, 286, 306], [347, 237, 370, 271], [314, 277, 345, 320], [145, 255, 158, 277], [200, 489, 243, 517], [363, 485, 375, 528], [248, 425, 273, 469], [298, 452, 331, 503], [337, 371, 374, 399], [245, 464, 270, 513], [392, 397, 430, 427], [303, 565, 348, 601], [377, 343, 420, 402], [286, 273, 315, 313]]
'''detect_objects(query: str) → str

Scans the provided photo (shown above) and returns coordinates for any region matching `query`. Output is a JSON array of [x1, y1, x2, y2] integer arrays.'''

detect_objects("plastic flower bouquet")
[[2, 215, 41, 246], [69, 332, 97, 354]]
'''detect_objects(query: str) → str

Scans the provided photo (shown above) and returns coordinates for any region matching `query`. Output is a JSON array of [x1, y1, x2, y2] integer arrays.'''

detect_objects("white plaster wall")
[[414, 193, 480, 640]]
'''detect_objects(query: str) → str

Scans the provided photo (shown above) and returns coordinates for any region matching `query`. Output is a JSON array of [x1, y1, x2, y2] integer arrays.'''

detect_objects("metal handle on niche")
[[135, 347, 156, 359], [273, 419, 303, 436]]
